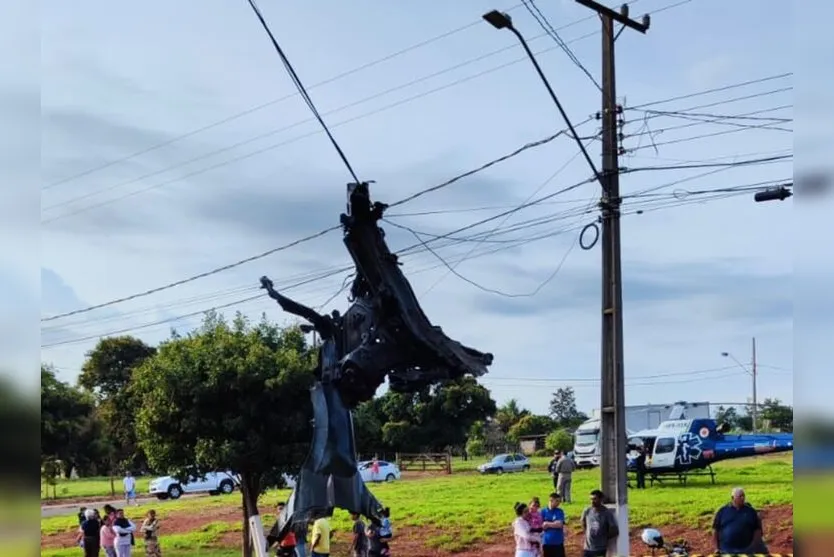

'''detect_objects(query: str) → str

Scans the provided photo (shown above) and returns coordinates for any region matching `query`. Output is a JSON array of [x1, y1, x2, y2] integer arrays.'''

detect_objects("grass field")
[[41, 454, 793, 556], [40, 457, 550, 501]]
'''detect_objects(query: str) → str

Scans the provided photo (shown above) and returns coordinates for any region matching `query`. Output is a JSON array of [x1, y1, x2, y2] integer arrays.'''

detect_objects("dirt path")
[[43, 503, 793, 554]]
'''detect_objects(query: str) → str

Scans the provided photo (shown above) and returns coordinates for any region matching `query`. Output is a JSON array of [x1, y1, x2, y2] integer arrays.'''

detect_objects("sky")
[[25, 0, 826, 417]]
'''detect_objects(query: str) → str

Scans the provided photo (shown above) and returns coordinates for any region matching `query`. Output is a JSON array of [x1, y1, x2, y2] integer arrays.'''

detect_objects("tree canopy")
[[132, 312, 315, 557], [548, 387, 588, 429]]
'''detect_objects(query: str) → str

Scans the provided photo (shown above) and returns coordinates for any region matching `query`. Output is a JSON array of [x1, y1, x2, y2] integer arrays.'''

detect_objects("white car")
[[357, 460, 401, 483], [149, 471, 238, 500]]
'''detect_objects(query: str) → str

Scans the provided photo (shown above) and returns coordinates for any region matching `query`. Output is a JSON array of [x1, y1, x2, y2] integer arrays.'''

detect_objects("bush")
[[465, 438, 486, 457], [533, 449, 551, 457], [545, 429, 573, 453]]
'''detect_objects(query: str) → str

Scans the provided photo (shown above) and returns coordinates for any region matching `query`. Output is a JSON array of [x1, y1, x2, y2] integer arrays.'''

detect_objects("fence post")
[[446, 452, 452, 475], [395, 452, 400, 469]]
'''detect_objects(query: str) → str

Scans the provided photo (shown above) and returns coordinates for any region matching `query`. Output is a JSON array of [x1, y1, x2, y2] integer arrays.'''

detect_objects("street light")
[[721, 337, 758, 430], [481, 9, 602, 186]]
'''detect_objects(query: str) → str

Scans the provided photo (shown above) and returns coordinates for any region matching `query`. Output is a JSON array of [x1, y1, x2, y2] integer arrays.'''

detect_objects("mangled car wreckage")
[[260, 182, 493, 543]]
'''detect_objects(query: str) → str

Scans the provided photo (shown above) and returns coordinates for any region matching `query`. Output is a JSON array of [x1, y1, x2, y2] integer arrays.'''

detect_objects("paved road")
[[41, 493, 206, 518]]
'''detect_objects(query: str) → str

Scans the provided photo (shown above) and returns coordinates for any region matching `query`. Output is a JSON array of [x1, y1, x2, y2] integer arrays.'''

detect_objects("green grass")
[[40, 457, 549, 501], [42, 476, 152, 501], [42, 454, 793, 555]]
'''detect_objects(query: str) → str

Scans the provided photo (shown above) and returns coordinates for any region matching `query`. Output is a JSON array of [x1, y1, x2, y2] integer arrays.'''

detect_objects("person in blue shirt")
[[539, 492, 566, 557], [712, 487, 769, 554]]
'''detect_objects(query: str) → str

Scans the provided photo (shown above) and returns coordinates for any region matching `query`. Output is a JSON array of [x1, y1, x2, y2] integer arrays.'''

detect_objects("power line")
[[41, 181, 768, 345], [42, 2, 527, 190], [626, 72, 792, 110], [40, 129, 590, 322], [620, 153, 792, 174], [245, 0, 360, 184], [42, 0, 700, 221]]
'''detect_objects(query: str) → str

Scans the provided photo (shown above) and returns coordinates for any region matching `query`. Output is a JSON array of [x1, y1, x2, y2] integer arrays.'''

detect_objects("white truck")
[[572, 401, 710, 468]]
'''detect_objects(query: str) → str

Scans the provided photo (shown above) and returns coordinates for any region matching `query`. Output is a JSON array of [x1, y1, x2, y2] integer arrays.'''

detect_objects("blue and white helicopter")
[[626, 404, 793, 484]]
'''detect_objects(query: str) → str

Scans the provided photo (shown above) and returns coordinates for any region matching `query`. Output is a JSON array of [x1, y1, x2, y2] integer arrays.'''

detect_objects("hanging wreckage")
[[260, 182, 493, 542]]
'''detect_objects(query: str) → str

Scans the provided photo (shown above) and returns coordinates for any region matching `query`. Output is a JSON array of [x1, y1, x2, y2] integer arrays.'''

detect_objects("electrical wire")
[[245, 0, 360, 184], [42, 0, 698, 221], [42, 178, 773, 346], [620, 154, 792, 174], [626, 72, 792, 111], [43, 3, 529, 190], [40, 129, 594, 322], [521, 0, 603, 91]]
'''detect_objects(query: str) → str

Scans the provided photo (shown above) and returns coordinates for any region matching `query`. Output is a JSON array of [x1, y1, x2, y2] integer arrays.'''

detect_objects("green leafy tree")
[[715, 405, 740, 429], [465, 437, 486, 457], [41, 364, 99, 478], [545, 429, 574, 453], [507, 414, 556, 443], [495, 399, 529, 434], [79, 336, 156, 473], [548, 387, 588, 429], [760, 398, 793, 432], [133, 312, 315, 557]]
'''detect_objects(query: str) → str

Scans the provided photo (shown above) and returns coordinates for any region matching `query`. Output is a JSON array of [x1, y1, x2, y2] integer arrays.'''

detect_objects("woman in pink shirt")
[[512, 502, 541, 557], [100, 514, 117, 557]]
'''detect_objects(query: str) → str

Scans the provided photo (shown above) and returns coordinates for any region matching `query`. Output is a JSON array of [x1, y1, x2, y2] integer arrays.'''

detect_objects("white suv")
[[148, 471, 238, 500]]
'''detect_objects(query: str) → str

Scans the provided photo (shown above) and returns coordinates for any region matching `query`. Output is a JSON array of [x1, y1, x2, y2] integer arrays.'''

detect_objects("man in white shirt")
[[123, 472, 139, 506]]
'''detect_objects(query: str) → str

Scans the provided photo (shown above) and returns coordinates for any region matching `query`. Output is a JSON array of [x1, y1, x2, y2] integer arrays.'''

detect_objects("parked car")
[[149, 471, 238, 500], [477, 453, 531, 475], [357, 460, 401, 482]]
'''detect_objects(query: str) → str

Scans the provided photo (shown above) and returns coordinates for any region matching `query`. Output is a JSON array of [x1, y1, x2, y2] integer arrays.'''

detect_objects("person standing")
[[370, 457, 380, 483], [350, 512, 367, 557], [634, 446, 647, 489], [540, 493, 566, 557], [123, 472, 139, 507], [100, 514, 117, 557], [310, 514, 332, 557], [546, 452, 561, 494], [140, 510, 162, 557], [579, 490, 619, 557], [512, 502, 542, 557], [554, 452, 576, 503], [712, 487, 769, 554], [76, 508, 101, 557], [112, 509, 137, 557]]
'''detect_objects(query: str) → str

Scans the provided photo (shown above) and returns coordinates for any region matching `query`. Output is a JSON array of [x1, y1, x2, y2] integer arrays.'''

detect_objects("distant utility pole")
[[721, 336, 758, 431], [573, 2, 650, 556]]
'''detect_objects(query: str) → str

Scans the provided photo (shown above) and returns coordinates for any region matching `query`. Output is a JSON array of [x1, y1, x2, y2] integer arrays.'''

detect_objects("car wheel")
[[495, 467, 504, 475], [385, 474, 396, 482], [167, 485, 182, 500], [523, 464, 530, 471], [219, 480, 234, 494]]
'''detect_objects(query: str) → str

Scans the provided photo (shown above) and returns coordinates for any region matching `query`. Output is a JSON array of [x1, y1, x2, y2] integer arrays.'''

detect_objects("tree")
[[714, 405, 740, 430], [41, 364, 99, 478], [507, 414, 555, 443], [79, 336, 156, 473], [759, 398, 793, 432], [495, 399, 529, 434], [548, 387, 588, 429], [133, 312, 315, 557], [545, 429, 574, 453]]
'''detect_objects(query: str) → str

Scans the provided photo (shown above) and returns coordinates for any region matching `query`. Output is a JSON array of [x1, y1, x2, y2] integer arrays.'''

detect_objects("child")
[[527, 497, 544, 556], [378, 507, 392, 555], [141, 509, 162, 557]]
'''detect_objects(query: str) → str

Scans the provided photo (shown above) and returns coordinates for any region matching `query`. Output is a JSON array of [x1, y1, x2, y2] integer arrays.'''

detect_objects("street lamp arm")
[[484, 12, 604, 191]]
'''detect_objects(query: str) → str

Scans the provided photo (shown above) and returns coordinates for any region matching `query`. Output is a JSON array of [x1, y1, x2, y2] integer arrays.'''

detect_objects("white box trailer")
[[572, 401, 710, 468]]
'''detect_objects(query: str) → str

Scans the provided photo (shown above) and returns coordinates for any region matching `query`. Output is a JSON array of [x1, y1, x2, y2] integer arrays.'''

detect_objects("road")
[[41, 493, 206, 518]]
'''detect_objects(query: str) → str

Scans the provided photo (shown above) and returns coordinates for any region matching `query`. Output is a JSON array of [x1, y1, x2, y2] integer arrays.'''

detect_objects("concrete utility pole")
[[573, 2, 649, 556]]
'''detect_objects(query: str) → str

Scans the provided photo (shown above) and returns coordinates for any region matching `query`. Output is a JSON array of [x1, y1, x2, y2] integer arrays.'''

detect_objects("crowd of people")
[[266, 503, 393, 557], [75, 504, 161, 557], [511, 489, 619, 557], [511, 481, 770, 556]]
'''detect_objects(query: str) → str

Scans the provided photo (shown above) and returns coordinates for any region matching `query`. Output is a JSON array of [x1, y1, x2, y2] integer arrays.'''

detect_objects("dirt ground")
[[43, 503, 794, 554]]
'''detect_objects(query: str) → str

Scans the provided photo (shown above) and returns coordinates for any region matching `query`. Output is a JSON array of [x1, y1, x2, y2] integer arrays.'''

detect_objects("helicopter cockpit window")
[[654, 437, 675, 454]]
